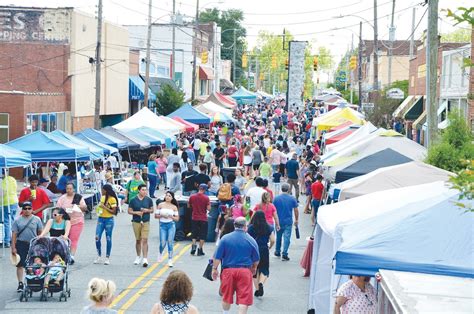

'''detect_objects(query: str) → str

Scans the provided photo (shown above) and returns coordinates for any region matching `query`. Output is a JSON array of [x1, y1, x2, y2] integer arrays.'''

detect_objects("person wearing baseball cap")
[[187, 184, 211, 256], [11, 201, 43, 292]]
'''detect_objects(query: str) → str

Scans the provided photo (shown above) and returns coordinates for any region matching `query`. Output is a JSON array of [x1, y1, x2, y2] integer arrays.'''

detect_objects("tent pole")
[[74, 159, 80, 193], [1, 168, 5, 256]]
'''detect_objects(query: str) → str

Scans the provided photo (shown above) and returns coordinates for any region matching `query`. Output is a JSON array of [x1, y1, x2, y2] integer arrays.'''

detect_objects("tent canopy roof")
[[195, 101, 233, 116], [49, 130, 104, 160], [100, 126, 148, 149], [316, 107, 365, 131], [75, 128, 128, 149], [205, 92, 236, 109], [167, 103, 211, 125], [171, 116, 199, 132], [324, 122, 378, 155], [335, 195, 473, 278], [73, 133, 118, 155], [231, 86, 257, 99], [114, 107, 182, 134], [0, 144, 31, 168], [7, 131, 91, 162]]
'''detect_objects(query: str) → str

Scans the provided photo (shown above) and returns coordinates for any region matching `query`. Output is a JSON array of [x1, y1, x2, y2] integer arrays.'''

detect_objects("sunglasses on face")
[[23, 208, 33, 211], [53, 213, 62, 217]]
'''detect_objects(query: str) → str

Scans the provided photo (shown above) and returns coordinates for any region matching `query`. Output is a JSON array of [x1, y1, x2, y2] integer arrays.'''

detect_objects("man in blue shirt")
[[56, 169, 71, 193], [273, 183, 299, 261], [213, 217, 259, 314], [285, 153, 300, 201]]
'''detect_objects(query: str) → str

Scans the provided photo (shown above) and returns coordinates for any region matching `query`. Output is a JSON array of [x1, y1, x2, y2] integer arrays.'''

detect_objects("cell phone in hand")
[[295, 226, 300, 239]]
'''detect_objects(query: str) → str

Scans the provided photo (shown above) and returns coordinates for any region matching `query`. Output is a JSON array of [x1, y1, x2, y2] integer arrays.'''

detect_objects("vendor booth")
[[230, 86, 257, 105], [167, 103, 212, 125]]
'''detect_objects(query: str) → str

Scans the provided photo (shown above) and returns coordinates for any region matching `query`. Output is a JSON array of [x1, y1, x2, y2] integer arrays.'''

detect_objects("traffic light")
[[349, 56, 357, 70], [242, 53, 248, 68], [313, 56, 318, 71], [201, 50, 208, 64], [285, 58, 289, 70], [271, 55, 277, 69]]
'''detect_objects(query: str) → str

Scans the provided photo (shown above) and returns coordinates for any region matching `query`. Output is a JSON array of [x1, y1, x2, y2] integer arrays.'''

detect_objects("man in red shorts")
[[212, 217, 260, 314]]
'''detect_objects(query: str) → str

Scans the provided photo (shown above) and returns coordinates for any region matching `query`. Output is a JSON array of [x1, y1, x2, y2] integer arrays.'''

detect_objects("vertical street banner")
[[287, 41, 307, 111]]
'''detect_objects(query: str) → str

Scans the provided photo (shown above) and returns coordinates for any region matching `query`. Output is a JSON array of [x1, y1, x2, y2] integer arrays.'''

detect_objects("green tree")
[[441, 28, 471, 43], [426, 111, 474, 172], [449, 160, 473, 212], [155, 84, 185, 116], [199, 8, 247, 85]]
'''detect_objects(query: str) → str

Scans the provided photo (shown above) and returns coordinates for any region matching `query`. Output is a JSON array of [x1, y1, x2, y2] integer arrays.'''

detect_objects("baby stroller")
[[20, 237, 72, 302]]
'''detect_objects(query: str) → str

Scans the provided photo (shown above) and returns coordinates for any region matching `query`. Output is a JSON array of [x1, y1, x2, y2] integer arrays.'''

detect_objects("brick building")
[[0, 6, 129, 143]]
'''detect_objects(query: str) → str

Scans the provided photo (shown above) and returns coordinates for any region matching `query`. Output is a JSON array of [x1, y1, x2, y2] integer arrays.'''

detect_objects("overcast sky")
[[1, 0, 471, 64]]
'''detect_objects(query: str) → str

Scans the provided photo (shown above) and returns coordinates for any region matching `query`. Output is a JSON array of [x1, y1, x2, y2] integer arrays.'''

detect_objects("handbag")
[[203, 260, 214, 281]]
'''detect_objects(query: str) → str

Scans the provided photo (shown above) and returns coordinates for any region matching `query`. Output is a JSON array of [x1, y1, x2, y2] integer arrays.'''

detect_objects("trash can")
[[222, 167, 239, 182]]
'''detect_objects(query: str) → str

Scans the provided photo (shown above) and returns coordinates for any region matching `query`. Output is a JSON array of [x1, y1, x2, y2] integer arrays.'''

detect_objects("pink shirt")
[[270, 149, 282, 165], [253, 203, 277, 225], [56, 194, 86, 225], [156, 157, 168, 174], [336, 281, 376, 314], [231, 204, 245, 219]]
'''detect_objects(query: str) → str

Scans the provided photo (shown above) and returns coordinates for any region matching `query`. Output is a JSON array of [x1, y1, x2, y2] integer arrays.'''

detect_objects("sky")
[[1, 0, 471, 67]]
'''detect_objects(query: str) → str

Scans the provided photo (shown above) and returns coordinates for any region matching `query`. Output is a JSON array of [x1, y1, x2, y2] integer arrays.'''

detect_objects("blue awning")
[[0, 144, 31, 168], [129, 76, 156, 101]]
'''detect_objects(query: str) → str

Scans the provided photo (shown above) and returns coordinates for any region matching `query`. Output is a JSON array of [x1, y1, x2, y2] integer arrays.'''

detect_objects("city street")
[[0, 190, 312, 313]]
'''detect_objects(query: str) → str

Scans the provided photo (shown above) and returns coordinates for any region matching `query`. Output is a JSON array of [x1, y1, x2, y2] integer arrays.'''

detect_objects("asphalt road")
[[0, 188, 313, 314]]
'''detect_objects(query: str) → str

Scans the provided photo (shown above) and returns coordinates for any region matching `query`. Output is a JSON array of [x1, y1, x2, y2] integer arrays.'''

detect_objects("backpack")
[[218, 183, 233, 201]]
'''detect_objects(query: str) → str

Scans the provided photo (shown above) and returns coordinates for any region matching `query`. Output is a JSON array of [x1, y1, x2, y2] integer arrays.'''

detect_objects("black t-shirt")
[[213, 147, 225, 160], [194, 173, 210, 187], [129, 196, 154, 223], [182, 170, 198, 192]]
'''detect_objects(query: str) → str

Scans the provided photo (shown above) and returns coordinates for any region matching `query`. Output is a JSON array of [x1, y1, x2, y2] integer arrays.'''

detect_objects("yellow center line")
[[118, 243, 192, 313], [110, 243, 181, 308]]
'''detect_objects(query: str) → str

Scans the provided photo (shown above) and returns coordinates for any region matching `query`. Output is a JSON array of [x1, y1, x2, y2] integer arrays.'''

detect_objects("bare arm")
[[63, 221, 71, 238], [293, 206, 299, 226], [334, 296, 347, 314], [34, 202, 52, 216], [39, 220, 53, 237], [269, 232, 276, 249]]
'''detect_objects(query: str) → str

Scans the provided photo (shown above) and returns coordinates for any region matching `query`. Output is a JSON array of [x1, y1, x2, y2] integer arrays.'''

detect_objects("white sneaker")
[[157, 254, 163, 263], [167, 259, 173, 267], [94, 256, 102, 264], [142, 258, 148, 267], [134, 256, 141, 265], [104, 258, 110, 265]]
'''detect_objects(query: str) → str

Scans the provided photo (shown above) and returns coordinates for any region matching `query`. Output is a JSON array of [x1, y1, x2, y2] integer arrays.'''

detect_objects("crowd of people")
[[2, 98, 378, 313]]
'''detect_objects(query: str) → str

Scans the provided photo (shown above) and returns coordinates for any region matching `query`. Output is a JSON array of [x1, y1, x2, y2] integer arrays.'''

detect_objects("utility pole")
[[387, 0, 396, 87], [350, 33, 354, 104], [373, 0, 379, 91], [358, 22, 363, 108], [232, 29, 236, 86], [191, 0, 200, 101], [426, 0, 439, 147], [143, 0, 153, 108], [247, 55, 251, 90], [94, 0, 103, 129], [409, 7, 416, 59], [171, 0, 176, 82]]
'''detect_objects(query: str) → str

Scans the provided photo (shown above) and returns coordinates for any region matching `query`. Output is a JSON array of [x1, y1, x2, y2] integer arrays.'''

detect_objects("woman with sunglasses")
[[94, 185, 118, 265], [334, 275, 376, 314], [154, 191, 179, 267], [39, 208, 71, 239]]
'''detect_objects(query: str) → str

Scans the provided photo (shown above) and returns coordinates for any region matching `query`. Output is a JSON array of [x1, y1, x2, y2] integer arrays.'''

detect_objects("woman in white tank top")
[[154, 191, 179, 267]]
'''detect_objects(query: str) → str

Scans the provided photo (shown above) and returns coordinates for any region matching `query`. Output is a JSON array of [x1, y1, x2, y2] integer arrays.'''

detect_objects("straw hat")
[[10, 253, 20, 266]]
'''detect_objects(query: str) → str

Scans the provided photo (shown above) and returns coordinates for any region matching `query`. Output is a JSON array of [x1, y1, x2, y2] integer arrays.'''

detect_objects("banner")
[[287, 41, 307, 111]]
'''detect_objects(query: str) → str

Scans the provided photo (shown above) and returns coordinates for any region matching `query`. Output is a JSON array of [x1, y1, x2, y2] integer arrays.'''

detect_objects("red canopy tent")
[[328, 120, 354, 132], [217, 92, 237, 106], [171, 116, 199, 132], [325, 129, 356, 145]]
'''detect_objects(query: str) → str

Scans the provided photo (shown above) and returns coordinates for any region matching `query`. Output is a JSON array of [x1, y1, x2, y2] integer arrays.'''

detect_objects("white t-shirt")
[[246, 187, 266, 210], [193, 138, 201, 150]]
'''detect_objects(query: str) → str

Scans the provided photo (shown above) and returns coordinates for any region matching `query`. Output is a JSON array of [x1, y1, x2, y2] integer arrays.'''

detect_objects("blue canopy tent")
[[7, 131, 91, 162], [137, 127, 176, 148], [0, 144, 31, 168], [50, 130, 104, 160], [230, 86, 257, 105], [129, 75, 156, 106], [335, 195, 474, 278], [74, 133, 118, 155], [121, 129, 163, 146], [100, 126, 149, 149], [334, 148, 413, 183], [75, 128, 128, 149], [167, 103, 212, 125]]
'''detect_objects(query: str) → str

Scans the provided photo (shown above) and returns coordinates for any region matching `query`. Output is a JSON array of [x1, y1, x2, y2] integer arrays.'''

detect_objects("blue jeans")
[[159, 221, 176, 258], [159, 172, 167, 187], [96, 217, 114, 257], [311, 199, 321, 223], [3, 204, 18, 243], [148, 174, 158, 198], [275, 224, 292, 256]]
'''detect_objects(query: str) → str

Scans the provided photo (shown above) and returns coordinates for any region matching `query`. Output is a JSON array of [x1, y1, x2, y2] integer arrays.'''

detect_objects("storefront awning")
[[199, 66, 214, 80], [129, 76, 156, 101], [403, 96, 424, 120], [412, 110, 426, 129]]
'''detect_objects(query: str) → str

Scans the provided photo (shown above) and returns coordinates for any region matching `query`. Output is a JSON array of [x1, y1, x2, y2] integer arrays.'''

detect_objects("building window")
[[0, 113, 8, 143], [200, 79, 206, 96], [26, 112, 67, 133]]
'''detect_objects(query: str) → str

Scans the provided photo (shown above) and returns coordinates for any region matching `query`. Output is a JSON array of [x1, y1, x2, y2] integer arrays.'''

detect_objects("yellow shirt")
[[2, 175, 18, 206], [97, 195, 117, 218], [267, 147, 273, 157], [199, 142, 208, 156]]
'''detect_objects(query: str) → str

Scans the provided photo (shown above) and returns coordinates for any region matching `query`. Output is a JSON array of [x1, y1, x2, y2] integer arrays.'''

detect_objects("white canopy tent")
[[324, 122, 378, 155], [308, 181, 458, 313], [113, 107, 182, 135], [195, 101, 233, 116]]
